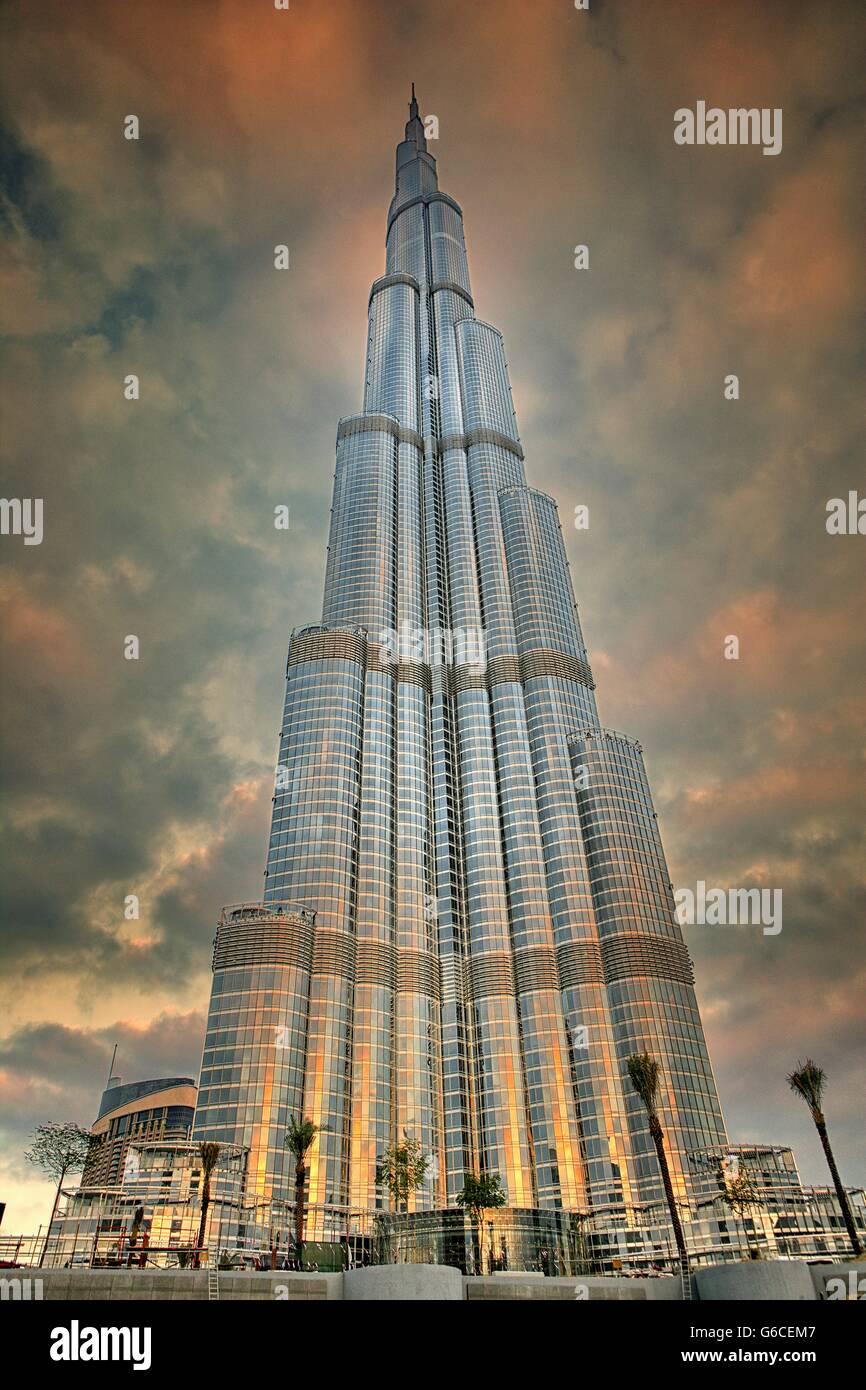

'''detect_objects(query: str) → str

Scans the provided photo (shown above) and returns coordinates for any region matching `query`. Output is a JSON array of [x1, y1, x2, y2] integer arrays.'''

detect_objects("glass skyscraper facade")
[[193, 91, 729, 1262]]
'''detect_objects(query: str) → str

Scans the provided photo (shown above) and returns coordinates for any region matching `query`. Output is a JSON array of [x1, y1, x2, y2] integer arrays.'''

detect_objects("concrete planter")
[[695, 1260, 816, 1301]]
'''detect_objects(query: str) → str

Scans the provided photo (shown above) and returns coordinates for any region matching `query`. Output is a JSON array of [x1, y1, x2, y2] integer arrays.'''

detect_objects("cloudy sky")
[[1, 0, 864, 1231]]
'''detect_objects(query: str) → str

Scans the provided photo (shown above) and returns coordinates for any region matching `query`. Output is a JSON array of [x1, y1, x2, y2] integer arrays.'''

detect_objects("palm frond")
[[198, 1141, 221, 1178], [285, 1115, 319, 1162], [787, 1059, 825, 1117], [626, 1051, 660, 1114]]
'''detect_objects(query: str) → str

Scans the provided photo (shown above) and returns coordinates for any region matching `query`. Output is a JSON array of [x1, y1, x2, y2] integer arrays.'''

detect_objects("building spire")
[[401, 82, 427, 161]]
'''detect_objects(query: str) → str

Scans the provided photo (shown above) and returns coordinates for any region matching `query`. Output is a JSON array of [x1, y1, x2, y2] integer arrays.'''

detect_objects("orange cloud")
[[0, 586, 91, 678]]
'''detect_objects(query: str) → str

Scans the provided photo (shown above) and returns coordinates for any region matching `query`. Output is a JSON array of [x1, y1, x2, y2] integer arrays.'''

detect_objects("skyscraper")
[[193, 90, 729, 1266]]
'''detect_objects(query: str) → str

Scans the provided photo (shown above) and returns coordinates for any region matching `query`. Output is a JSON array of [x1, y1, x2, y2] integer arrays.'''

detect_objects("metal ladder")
[[680, 1253, 694, 1301], [207, 1247, 220, 1301]]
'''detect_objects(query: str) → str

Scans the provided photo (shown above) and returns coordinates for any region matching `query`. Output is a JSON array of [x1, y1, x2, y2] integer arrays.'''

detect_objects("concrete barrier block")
[[345, 1263, 462, 1301]]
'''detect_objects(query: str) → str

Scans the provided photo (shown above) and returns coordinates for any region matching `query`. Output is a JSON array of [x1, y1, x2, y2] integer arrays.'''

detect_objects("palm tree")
[[626, 1052, 689, 1273], [788, 1059, 863, 1257], [285, 1116, 321, 1260], [194, 1141, 221, 1268]]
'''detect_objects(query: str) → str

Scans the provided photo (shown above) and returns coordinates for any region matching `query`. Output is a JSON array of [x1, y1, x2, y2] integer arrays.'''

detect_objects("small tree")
[[376, 1135, 430, 1210], [456, 1172, 506, 1275], [285, 1117, 321, 1258], [788, 1059, 863, 1258], [716, 1164, 764, 1259], [376, 1134, 430, 1261], [24, 1121, 91, 1267], [626, 1052, 689, 1274], [194, 1141, 221, 1267]]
